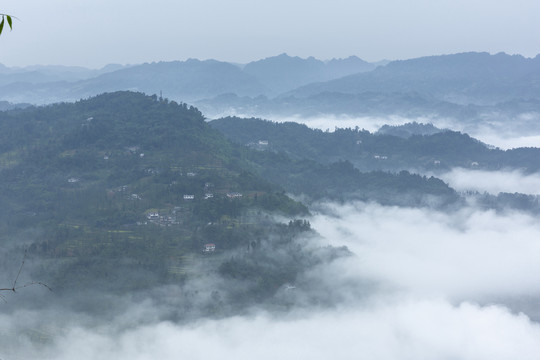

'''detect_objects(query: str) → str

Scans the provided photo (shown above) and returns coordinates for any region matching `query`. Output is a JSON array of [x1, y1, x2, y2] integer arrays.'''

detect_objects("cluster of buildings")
[[143, 208, 181, 226]]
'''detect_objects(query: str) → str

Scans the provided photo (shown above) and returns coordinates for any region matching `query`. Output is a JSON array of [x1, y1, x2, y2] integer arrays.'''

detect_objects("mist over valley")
[[1, 49, 540, 359]]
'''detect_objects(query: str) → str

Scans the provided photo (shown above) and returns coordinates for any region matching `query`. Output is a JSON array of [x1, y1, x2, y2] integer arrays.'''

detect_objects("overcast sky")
[[1, 0, 539, 68]]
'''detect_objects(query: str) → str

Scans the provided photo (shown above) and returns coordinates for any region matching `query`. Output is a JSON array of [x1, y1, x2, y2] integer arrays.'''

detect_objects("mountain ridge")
[[286, 52, 540, 105], [0, 54, 378, 104]]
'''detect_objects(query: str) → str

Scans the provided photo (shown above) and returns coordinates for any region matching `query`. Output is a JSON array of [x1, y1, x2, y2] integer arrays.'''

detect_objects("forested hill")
[[209, 117, 540, 173], [0, 92, 470, 308], [0, 92, 316, 298], [0, 92, 321, 229], [0, 91, 214, 155], [0, 92, 484, 313]]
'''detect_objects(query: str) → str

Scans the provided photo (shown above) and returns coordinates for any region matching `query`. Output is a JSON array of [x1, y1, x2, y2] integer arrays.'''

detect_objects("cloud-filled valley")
[[437, 168, 540, 195], [1, 51, 540, 359], [2, 102, 540, 359], [4, 298, 540, 360], [3, 192, 540, 360], [311, 201, 540, 303]]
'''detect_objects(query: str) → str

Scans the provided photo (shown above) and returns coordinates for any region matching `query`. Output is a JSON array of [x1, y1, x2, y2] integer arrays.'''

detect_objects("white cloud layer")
[[4, 299, 540, 360], [437, 168, 540, 195], [4, 199, 540, 359], [310, 202, 540, 301], [268, 114, 441, 133], [263, 114, 540, 150]]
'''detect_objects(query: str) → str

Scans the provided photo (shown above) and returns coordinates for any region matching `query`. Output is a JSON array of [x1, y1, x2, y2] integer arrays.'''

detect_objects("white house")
[[203, 243, 216, 253]]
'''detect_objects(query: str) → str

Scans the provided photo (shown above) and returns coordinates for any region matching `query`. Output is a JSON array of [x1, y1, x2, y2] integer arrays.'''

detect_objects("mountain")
[[0, 92, 319, 296], [2, 52, 539, 121], [287, 52, 540, 105], [0, 63, 130, 86], [0, 100, 32, 111], [3, 91, 537, 317], [243, 53, 376, 95], [196, 52, 540, 123], [376, 122, 444, 138], [75, 60, 269, 102], [0, 60, 268, 104], [0, 55, 378, 105], [194, 91, 476, 119], [0, 91, 459, 311], [209, 116, 540, 173]]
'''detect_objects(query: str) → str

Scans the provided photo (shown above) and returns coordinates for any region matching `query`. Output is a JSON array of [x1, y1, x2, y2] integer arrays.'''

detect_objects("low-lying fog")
[[437, 168, 540, 195], [3, 169, 540, 359], [258, 113, 540, 150], [3, 112, 540, 359], [3, 199, 540, 359]]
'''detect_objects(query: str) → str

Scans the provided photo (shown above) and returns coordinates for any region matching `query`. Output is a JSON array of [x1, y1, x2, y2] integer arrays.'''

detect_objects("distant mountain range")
[[1, 52, 539, 125], [0, 54, 379, 105], [242, 53, 377, 95], [286, 52, 540, 105], [0, 63, 129, 86]]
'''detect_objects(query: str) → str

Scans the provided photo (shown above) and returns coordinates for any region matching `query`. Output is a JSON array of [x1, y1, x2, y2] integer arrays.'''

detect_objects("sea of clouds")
[[2, 114, 540, 359], [437, 168, 540, 195], [3, 196, 540, 360]]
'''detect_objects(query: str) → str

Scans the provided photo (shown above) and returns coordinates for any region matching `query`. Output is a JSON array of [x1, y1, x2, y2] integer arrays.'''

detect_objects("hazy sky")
[[1, 0, 540, 68]]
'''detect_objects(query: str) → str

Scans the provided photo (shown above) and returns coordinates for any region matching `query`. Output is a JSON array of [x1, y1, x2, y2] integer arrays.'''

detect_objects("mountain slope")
[[0, 55, 378, 105], [243, 53, 375, 95], [0, 60, 268, 104], [0, 92, 315, 294], [210, 116, 540, 173], [287, 52, 540, 105]]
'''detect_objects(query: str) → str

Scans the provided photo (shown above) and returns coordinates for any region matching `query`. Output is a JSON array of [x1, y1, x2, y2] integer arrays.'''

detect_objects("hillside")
[[0, 92, 463, 316], [210, 117, 540, 173], [9, 91, 540, 317], [0, 92, 315, 301], [195, 91, 474, 119], [210, 117, 540, 214], [2, 91, 539, 323]]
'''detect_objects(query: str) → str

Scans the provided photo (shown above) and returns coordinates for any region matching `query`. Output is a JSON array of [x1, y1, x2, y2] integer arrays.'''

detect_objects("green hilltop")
[[2, 91, 536, 315], [0, 92, 309, 297], [0, 91, 500, 311]]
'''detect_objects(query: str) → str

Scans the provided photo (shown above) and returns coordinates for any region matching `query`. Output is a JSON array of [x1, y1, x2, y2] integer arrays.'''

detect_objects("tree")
[[0, 13, 14, 35]]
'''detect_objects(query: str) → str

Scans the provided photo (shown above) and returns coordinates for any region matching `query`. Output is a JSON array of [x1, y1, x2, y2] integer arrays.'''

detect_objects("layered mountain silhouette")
[[287, 52, 540, 105], [1, 52, 539, 120], [243, 53, 376, 95], [0, 54, 377, 104]]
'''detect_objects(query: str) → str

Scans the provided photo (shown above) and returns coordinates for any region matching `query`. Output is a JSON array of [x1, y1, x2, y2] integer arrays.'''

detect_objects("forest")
[[2, 91, 539, 315]]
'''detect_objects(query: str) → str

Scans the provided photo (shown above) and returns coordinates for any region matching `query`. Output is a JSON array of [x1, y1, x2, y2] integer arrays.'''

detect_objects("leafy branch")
[[0, 249, 51, 302], [0, 13, 14, 35]]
